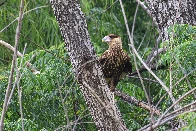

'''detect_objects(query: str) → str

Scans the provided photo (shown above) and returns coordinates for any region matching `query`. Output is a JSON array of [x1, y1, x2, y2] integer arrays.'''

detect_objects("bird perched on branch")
[[99, 34, 132, 92]]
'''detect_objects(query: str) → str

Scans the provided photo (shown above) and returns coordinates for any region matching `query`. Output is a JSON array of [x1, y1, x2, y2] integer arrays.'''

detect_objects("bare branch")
[[118, 0, 176, 103], [130, 64, 166, 76], [134, 0, 149, 14], [138, 108, 196, 131], [128, 75, 159, 83], [114, 90, 161, 116], [17, 43, 27, 131], [0, 40, 40, 74], [157, 87, 196, 125], [0, 0, 24, 130], [0, 40, 23, 57], [58, 82, 70, 130], [145, 36, 162, 65], [130, 1, 155, 122], [173, 69, 196, 88], [139, 87, 196, 131], [146, 47, 166, 65], [165, 101, 196, 119], [103, 0, 118, 12]]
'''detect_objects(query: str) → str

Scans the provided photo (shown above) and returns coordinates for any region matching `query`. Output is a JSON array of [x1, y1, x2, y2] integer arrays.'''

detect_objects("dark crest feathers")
[[108, 34, 119, 39]]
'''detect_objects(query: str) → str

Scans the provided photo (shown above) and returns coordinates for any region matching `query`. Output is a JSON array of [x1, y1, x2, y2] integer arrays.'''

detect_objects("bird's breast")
[[101, 48, 128, 78]]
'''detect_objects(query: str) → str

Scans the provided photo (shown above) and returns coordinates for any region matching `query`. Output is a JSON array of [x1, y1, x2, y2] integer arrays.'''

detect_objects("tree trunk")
[[50, 0, 128, 130], [145, 0, 196, 40]]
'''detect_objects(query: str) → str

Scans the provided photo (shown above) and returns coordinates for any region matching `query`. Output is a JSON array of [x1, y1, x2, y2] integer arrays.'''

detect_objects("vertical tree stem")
[[0, 0, 24, 130]]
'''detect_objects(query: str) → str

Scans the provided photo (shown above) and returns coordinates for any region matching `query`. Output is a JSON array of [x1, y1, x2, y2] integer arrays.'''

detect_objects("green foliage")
[[160, 24, 196, 68], [180, 112, 196, 131], [0, 0, 62, 62], [1, 44, 96, 130], [80, 0, 158, 55], [159, 24, 196, 101], [0, 0, 195, 130], [4, 118, 38, 131], [159, 25, 196, 108]]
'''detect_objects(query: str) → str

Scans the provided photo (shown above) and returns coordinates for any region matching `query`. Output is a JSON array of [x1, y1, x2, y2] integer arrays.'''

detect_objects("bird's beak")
[[102, 36, 111, 42]]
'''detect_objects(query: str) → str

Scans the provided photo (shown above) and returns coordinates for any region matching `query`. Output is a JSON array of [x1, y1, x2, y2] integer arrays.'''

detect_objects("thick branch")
[[114, 89, 161, 116], [50, 0, 127, 130], [145, 0, 196, 40]]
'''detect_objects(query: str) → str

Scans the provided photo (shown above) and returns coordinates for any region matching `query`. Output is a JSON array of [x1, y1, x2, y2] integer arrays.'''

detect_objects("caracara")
[[99, 34, 132, 92]]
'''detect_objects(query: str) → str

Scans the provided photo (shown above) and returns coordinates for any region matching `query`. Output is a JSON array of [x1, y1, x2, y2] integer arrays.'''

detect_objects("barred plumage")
[[99, 34, 132, 91]]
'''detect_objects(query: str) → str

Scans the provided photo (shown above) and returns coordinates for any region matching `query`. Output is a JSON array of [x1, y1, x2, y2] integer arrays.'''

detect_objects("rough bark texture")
[[50, 0, 127, 130], [145, 0, 196, 40]]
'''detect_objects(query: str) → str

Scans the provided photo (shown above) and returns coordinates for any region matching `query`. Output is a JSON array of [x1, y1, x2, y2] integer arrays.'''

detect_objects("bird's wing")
[[124, 55, 132, 74], [99, 50, 109, 64]]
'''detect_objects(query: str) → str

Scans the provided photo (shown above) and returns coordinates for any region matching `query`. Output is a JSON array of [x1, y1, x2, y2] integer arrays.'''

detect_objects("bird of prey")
[[99, 34, 132, 92]]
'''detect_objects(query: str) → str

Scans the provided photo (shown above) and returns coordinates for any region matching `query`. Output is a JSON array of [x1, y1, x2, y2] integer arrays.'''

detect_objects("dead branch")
[[0, 40, 40, 74], [129, 1, 155, 121], [128, 76, 159, 83], [139, 87, 196, 131], [0, 40, 23, 56], [165, 101, 196, 119], [0, 0, 24, 130], [138, 108, 196, 131], [119, 0, 175, 103], [114, 89, 161, 116], [130, 63, 167, 76], [145, 36, 162, 64]]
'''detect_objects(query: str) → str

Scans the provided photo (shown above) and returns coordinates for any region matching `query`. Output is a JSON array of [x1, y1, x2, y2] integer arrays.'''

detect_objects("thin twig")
[[138, 108, 196, 131], [145, 36, 162, 65], [156, 87, 196, 126], [164, 101, 196, 119], [173, 68, 196, 88], [58, 81, 70, 130], [128, 75, 159, 83], [0, 40, 40, 74], [20, 34, 70, 62], [134, 0, 149, 15], [132, 0, 154, 118], [0, 0, 24, 130], [130, 64, 166, 76], [17, 43, 27, 131], [137, 30, 147, 51], [118, 0, 175, 103], [103, 0, 118, 12], [138, 87, 196, 131], [0, 5, 48, 33], [120, 2, 157, 128]]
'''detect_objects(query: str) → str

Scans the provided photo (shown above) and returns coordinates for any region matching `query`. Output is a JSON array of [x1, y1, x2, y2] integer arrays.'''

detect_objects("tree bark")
[[50, 0, 127, 130], [145, 0, 196, 40]]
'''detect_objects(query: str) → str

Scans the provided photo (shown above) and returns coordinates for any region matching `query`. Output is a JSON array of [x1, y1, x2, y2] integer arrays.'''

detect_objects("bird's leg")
[[110, 76, 119, 92]]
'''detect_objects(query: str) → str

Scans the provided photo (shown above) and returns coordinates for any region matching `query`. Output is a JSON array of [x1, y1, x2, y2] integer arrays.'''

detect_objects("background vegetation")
[[0, 0, 195, 130]]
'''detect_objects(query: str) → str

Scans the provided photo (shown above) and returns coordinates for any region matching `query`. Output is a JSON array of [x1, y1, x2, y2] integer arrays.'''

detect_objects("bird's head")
[[102, 34, 122, 49]]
